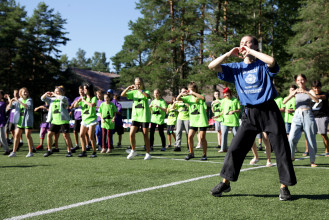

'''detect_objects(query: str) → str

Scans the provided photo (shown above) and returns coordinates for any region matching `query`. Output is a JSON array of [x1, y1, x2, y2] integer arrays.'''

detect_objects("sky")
[[15, 0, 142, 71]]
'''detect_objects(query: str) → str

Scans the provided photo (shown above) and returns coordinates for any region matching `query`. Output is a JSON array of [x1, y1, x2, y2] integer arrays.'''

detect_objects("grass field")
[[1, 131, 329, 219]]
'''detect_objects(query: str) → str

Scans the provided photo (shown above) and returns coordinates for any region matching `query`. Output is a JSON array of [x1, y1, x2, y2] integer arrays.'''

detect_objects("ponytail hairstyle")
[[83, 83, 95, 98]]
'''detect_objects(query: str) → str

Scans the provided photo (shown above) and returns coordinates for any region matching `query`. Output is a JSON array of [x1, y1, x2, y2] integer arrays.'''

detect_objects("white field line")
[[5, 166, 265, 220]]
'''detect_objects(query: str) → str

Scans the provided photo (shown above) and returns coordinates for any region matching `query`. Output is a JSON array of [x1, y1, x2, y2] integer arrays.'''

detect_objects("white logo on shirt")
[[245, 74, 257, 84]]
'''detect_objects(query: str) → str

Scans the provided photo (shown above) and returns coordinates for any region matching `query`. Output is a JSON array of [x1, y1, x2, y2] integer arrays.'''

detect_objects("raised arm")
[[208, 47, 241, 72]]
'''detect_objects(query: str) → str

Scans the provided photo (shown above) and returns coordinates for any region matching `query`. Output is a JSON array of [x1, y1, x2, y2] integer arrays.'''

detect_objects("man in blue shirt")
[[208, 35, 296, 201]]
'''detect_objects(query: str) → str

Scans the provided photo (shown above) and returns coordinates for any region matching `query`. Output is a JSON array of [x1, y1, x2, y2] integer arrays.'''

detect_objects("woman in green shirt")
[[219, 87, 241, 153], [121, 77, 152, 160], [8, 87, 35, 158], [149, 89, 167, 151], [74, 83, 98, 158], [177, 82, 209, 161]]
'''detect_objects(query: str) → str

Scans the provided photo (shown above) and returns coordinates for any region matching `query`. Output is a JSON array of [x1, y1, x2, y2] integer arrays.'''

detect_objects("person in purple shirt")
[[95, 90, 104, 150], [34, 103, 50, 150], [0, 90, 10, 155], [108, 89, 124, 148]]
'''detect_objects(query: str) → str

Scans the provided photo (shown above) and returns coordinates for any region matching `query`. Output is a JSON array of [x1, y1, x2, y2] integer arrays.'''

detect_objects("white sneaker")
[[26, 152, 34, 158], [8, 152, 16, 157], [196, 143, 203, 149], [127, 150, 137, 159], [144, 153, 151, 160], [249, 158, 259, 165]]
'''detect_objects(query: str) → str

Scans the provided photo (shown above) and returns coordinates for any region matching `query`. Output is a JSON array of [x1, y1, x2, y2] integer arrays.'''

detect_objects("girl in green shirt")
[[149, 89, 167, 151], [177, 82, 208, 161], [8, 87, 35, 158], [121, 77, 152, 160], [73, 83, 98, 158], [166, 97, 178, 149]]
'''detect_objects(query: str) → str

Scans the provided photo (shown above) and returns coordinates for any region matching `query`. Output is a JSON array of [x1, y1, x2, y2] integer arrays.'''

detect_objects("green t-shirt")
[[126, 90, 151, 123], [80, 96, 97, 124], [150, 99, 167, 124], [175, 102, 189, 121], [220, 97, 240, 127], [99, 102, 117, 130], [274, 96, 285, 119], [283, 97, 295, 123], [212, 99, 222, 122], [51, 99, 69, 125], [17, 99, 30, 128], [167, 104, 178, 126], [181, 95, 208, 127]]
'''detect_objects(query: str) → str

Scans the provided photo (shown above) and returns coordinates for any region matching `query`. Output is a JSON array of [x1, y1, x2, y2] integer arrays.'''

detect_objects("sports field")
[[1, 132, 329, 219]]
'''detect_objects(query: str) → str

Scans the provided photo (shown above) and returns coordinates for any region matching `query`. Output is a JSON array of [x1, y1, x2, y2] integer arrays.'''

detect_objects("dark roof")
[[72, 68, 119, 91]]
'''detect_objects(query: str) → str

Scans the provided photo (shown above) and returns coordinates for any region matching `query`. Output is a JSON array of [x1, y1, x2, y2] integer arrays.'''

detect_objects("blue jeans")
[[288, 110, 317, 162], [95, 121, 102, 146], [221, 125, 238, 151]]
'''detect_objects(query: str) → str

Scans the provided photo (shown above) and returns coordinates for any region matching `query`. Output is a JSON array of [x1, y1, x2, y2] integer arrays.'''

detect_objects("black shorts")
[[8, 122, 16, 131], [113, 125, 124, 135], [49, 124, 70, 134], [131, 121, 150, 129], [190, 126, 207, 132], [167, 125, 175, 135], [73, 120, 81, 132]]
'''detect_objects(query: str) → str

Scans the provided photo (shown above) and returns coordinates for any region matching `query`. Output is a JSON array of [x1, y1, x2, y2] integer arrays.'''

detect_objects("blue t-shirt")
[[218, 60, 279, 106]]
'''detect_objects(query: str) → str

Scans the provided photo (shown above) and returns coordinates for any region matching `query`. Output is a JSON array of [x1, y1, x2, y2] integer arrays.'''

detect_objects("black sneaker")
[[86, 146, 91, 151], [185, 153, 195, 160], [32, 148, 36, 153], [3, 150, 11, 155], [150, 147, 154, 151], [43, 151, 53, 157], [201, 155, 207, 161], [161, 147, 166, 151], [78, 151, 87, 157], [279, 187, 292, 201], [216, 145, 221, 149], [173, 147, 181, 152], [71, 146, 80, 153], [210, 182, 231, 197], [52, 148, 60, 152], [66, 152, 73, 157], [258, 144, 263, 151], [90, 152, 97, 158]]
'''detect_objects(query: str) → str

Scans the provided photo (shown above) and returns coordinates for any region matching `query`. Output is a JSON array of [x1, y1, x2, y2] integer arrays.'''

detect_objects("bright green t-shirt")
[[283, 97, 295, 123], [80, 96, 97, 124], [150, 99, 167, 125], [167, 104, 178, 126], [51, 99, 69, 125], [220, 97, 240, 127], [181, 95, 208, 127], [126, 90, 151, 123], [274, 96, 285, 119], [17, 99, 30, 128], [175, 102, 189, 121], [212, 99, 222, 122], [99, 102, 117, 130]]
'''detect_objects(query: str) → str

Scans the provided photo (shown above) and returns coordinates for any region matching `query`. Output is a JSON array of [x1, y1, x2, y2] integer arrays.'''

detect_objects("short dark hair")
[[294, 74, 307, 81], [312, 80, 322, 88], [242, 35, 258, 46]]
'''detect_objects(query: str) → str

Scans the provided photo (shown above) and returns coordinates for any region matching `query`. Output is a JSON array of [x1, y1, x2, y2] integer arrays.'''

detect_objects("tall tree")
[[91, 52, 109, 72]]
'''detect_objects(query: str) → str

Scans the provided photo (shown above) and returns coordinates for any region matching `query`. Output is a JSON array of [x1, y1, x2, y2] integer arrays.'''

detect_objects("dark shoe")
[[90, 152, 97, 158], [116, 143, 121, 148], [43, 151, 53, 157], [3, 150, 11, 155], [36, 145, 43, 150], [150, 147, 154, 151], [258, 144, 263, 151], [210, 182, 231, 197], [71, 146, 80, 153], [52, 143, 56, 147], [166, 145, 171, 148], [66, 152, 73, 157], [7, 139, 13, 145], [86, 146, 91, 151], [17, 142, 23, 151], [32, 148, 37, 153], [161, 147, 166, 151], [185, 153, 195, 160], [303, 152, 309, 156], [78, 151, 87, 157], [216, 145, 221, 149], [52, 148, 60, 152], [173, 147, 181, 152], [201, 155, 207, 161], [279, 187, 292, 201]]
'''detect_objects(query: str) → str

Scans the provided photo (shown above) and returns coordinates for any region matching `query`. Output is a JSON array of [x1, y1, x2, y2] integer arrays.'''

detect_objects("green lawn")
[[1, 131, 328, 219]]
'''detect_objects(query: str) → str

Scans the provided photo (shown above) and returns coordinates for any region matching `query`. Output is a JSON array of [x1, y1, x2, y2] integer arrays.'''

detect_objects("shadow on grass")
[[0, 165, 51, 168], [226, 194, 329, 200]]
